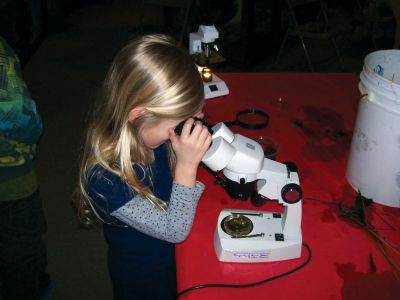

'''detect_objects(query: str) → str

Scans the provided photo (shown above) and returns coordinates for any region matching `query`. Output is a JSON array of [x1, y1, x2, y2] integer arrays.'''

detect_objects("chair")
[[275, 0, 343, 71], [352, 0, 396, 49], [388, 0, 400, 48]]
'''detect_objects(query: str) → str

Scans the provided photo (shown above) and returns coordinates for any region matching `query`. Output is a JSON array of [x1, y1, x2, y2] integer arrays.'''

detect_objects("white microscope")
[[189, 24, 229, 99], [202, 123, 303, 263]]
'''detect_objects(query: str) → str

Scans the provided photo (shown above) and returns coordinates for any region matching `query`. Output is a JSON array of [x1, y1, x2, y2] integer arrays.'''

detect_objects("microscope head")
[[201, 122, 302, 204], [198, 25, 219, 58], [198, 25, 219, 43], [189, 25, 219, 58], [202, 123, 264, 199]]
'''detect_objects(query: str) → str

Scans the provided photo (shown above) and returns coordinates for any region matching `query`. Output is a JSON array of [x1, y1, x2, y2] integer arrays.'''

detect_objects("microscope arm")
[[256, 159, 302, 237]]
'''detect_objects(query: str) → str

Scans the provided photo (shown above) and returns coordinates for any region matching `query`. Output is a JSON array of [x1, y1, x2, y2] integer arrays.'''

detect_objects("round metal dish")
[[221, 214, 253, 237]]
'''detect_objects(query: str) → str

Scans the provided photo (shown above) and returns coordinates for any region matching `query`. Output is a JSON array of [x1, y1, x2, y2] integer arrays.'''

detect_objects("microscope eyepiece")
[[174, 117, 213, 136]]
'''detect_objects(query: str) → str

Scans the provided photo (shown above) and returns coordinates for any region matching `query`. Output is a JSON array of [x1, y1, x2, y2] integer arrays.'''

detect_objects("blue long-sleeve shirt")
[[86, 145, 204, 299]]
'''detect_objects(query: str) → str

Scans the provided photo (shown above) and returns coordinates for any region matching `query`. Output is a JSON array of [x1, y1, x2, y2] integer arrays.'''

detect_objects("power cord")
[[177, 242, 312, 298]]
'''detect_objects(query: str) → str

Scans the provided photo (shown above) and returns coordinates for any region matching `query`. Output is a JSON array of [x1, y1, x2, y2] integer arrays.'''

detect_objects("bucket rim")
[[363, 49, 400, 87], [363, 64, 400, 89]]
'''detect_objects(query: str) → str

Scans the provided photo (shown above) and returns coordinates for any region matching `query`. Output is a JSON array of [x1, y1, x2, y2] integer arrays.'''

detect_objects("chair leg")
[[330, 37, 344, 70], [178, 0, 194, 46], [297, 34, 314, 72]]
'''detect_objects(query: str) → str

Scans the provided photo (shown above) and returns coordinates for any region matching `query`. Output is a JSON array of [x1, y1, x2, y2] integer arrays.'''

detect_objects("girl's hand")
[[169, 118, 212, 187]]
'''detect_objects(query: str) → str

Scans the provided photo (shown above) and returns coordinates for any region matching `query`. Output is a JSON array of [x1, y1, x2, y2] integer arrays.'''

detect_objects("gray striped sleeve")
[[110, 181, 205, 243]]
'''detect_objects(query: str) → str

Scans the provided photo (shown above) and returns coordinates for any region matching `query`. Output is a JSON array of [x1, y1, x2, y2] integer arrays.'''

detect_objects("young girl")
[[76, 34, 212, 300]]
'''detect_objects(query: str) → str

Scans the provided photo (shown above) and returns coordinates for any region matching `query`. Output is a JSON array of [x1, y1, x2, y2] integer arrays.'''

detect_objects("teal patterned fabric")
[[0, 35, 42, 168]]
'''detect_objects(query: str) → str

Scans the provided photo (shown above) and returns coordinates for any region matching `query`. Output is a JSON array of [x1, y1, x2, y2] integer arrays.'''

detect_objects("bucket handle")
[[359, 79, 400, 104], [358, 82, 369, 101]]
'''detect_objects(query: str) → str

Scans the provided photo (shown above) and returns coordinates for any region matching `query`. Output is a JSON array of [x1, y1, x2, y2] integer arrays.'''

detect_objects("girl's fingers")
[[191, 121, 211, 140], [204, 135, 212, 149], [198, 126, 211, 145], [176, 119, 211, 152], [181, 118, 195, 137]]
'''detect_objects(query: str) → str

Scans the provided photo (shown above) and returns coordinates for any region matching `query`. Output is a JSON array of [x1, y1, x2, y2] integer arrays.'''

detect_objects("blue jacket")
[[0, 35, 43, 200]]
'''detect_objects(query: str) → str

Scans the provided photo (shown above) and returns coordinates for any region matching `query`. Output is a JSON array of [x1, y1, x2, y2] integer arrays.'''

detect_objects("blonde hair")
[[76, 34, 204, 224]]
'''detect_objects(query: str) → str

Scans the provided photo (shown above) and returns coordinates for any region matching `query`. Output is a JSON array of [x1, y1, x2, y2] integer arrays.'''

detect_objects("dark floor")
[[21, 1, 395, 299]]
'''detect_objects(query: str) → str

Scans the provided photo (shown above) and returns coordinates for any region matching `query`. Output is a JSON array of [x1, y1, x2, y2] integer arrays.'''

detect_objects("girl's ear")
[[128, 107, 147, 123]]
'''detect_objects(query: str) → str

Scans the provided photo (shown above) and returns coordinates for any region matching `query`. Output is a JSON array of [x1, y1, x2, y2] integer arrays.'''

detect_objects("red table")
[[176, 73, 400, 300]]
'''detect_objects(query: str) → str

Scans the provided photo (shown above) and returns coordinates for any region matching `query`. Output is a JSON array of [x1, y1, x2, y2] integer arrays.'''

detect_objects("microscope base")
[[204, 74, 229, 99], [214, 209, 302, 263]]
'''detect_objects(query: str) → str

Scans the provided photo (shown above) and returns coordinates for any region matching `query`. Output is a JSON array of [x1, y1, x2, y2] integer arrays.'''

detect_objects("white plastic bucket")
[[346, 50, 400, 208]]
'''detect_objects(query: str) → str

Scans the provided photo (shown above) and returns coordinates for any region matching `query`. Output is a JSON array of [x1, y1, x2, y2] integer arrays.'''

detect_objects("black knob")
[[281, 183, 302, 204]]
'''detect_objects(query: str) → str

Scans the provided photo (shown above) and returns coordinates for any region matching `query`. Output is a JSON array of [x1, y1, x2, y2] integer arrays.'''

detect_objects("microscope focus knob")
[[281, 183, 302, 204]]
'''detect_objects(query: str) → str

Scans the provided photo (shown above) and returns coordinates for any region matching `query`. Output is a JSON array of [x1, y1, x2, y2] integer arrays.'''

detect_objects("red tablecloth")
[[176, 73, 400, 300]]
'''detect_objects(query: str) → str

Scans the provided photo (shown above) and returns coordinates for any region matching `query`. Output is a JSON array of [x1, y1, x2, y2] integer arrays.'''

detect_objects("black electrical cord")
[[177, 242, 312, 298]]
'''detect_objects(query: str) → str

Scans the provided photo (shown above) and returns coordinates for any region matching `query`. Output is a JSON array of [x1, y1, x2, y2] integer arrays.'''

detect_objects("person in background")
[[75, 34, 211, 300], [0, 35, 51, 300]]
